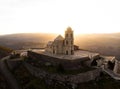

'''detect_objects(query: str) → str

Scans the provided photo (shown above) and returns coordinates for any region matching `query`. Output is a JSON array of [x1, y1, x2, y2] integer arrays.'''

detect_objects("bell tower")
[[64, 27, 74, 55]]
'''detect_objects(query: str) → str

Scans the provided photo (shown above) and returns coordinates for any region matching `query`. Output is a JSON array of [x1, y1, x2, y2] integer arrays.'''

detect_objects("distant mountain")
[[75, 33, 120, 59], [0, 33, 58, 49], [0, 33, 58, 42], [0, 45, 13, 59], [0, 33, 120, 59]]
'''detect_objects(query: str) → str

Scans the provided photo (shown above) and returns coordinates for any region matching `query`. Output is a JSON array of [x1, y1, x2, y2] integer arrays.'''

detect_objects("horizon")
[[1, 31, 120, 36], [0, 0, 120, 35]]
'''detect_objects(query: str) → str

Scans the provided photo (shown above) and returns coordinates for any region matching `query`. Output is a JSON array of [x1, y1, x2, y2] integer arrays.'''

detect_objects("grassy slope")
[[0, 45, 13, 59]]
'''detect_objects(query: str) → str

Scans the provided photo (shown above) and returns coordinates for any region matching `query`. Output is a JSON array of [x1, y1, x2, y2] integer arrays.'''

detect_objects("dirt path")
[[0, 56, 21, 89]]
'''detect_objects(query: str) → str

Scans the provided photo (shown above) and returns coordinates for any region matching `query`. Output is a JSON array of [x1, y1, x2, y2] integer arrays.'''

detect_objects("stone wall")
[[24, 62, 101, 84], [27, 51, 91, 70], [113, 60, 120, 75]]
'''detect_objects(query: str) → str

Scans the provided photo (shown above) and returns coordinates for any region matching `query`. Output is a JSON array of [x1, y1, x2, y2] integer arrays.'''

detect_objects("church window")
[[66, 51, 68, 55], [66, 34, 68, 37], [53, 50, 55, 54], [66, 41, 68, 45], [63, 41, 65, 46], [71, 50, 73, 55]]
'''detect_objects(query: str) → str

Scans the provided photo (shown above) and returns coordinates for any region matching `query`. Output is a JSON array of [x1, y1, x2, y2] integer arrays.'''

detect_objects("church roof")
[[54, 35, 64, 41]]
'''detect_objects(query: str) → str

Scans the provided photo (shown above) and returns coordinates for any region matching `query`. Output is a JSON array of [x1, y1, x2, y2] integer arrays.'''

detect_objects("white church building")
[[45, 27, 74, 55]]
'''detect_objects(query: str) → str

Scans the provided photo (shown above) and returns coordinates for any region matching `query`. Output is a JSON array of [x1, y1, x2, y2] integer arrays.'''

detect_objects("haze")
[[0, 0, 120, 35]]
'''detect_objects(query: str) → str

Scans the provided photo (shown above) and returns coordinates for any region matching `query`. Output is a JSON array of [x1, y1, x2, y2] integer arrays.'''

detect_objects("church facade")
[[45, 27, 74, 55]]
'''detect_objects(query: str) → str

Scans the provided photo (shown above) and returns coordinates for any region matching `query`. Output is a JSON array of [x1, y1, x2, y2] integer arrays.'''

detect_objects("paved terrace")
[[32, 49, 99, 60]]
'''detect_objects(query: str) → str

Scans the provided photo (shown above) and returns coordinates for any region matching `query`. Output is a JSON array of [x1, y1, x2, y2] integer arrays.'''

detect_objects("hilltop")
[[0, 33, 120, 59], [0, 33, 120, 89]]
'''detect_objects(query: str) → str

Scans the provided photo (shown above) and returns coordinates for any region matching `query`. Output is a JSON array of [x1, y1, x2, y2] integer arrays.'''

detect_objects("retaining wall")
[[27, 51, 91, 70], [24, 62, 101, 84]]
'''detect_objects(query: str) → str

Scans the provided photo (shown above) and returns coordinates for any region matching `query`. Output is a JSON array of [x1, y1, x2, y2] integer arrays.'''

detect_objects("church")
[[45, 27, 75, 55]]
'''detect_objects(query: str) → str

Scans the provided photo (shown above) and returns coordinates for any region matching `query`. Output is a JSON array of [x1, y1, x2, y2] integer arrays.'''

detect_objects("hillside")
[[0, 33, 57, 49], [75, 33, 120, 59], [11, 63, 120, 89], [0, 45, 13, 59], [0, 33, 120, 59]]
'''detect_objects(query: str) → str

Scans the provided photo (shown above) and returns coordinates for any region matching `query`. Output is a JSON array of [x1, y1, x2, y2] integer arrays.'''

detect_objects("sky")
[[0, 0, 120, 35]]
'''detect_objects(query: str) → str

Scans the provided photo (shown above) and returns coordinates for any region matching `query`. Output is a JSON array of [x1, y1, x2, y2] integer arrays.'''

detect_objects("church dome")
[[54, 35, 64, 41], [66, 26, 73, 32]]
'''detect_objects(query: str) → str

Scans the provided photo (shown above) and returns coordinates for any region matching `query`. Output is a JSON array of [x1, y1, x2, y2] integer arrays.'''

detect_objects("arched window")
[[66, 41, 68, 45], [53, 50, 55, 54], [63, 41, 64, 46], [66, 51, 68, 55], [71, 50, 73, 54], [66, 34, 68, 37], [71, 34, 73, 37]]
